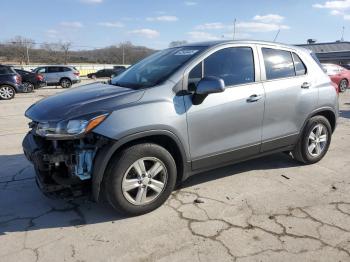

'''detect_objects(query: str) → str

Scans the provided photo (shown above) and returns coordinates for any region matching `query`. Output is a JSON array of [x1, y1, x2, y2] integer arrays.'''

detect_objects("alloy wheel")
[[121, 157, 167, 205], [61, 79, 71, 88], [307, 123, 328, 157], [339, 80, 348, 92], [23, 82, 34, 93], [0, 86, 15, 99]]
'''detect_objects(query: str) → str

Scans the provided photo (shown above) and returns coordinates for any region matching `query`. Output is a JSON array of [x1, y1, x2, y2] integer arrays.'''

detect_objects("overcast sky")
[[1, 0, 350, 49]]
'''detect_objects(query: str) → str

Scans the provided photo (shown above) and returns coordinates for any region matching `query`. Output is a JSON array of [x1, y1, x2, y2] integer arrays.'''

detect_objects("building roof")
[[297, 42, 350, 53]]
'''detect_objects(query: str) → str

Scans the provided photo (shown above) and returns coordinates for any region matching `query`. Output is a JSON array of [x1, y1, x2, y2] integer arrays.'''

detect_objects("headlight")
[[35, 113, 108, 139]]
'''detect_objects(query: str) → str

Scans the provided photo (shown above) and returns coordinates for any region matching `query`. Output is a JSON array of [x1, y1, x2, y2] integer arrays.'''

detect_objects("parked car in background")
[[87, 69, 114, 79], [23, 41, 338, 215], [322, 63, 350, 92], [87, 67, 126, 79], [339, 63, 350, 70], [15, 69, 46, 92], [0, 64, 25, 100], [111, 67, 126, 78], [32, 66, 80, 88]]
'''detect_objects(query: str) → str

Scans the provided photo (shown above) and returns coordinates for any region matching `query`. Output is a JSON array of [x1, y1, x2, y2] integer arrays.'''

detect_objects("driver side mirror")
[[196, 76, 225, 95], [192, 76, 225, 105]]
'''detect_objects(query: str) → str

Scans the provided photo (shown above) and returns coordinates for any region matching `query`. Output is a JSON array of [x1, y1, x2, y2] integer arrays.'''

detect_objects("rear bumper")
[[14, 84, 26, 93]]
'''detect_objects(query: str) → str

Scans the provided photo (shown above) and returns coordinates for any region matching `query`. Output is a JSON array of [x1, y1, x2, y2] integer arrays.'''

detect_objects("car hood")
[[25, 83, 144, 122]]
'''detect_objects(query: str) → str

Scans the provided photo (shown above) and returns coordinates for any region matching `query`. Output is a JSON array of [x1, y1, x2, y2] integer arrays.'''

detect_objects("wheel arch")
[[92, 130, 189, 202], [307, 108, 337, 133], [0, 83, 17, 93], [60, 77, 72, 82]]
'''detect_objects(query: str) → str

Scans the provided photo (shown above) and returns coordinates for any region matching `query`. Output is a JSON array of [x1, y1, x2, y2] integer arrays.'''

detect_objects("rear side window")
[[48, 67, 61, 73], [0, 66, 13, 75], [262, 48, 295, 80], [61, 67, 72, 72], [292, 53, 307, 76]]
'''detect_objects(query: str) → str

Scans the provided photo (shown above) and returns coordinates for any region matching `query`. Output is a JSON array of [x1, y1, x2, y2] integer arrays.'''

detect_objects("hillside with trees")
[[0, 36, 156, 65]]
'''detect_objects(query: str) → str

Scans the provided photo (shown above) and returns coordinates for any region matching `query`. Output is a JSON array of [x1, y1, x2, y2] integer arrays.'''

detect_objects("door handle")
[[301, 82, 311, 89], [246, 94, 263, 103]]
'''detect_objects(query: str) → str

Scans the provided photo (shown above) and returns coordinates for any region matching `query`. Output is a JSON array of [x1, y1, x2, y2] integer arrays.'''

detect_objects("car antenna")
[[273, 27, 281, 42]]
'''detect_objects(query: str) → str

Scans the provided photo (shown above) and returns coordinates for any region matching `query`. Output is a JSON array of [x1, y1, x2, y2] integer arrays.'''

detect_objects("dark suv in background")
[[0, 64, 25, 100]]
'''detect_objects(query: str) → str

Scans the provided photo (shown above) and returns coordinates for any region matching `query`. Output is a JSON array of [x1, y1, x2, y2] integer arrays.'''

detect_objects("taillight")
[[74, 71, 80, 76], [15, 74, 22, 84], [36, 74, 44, 81]]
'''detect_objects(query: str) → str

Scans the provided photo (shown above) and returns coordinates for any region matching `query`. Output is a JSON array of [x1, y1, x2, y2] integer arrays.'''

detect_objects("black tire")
[[292, 115, 332, 164], [60, 78, 72, 88], [339, 79, 348, 93], [0, 85, 15, 100], [22, 82, 34, 93], [105, 143, 177, 216]]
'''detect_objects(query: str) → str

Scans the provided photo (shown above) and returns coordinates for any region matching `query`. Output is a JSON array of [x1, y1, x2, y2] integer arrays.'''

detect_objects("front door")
[[185, 46, 265, 170]]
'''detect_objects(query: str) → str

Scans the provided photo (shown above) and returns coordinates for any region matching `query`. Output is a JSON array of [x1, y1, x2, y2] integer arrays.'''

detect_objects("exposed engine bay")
[[23, 129, 107, 199]]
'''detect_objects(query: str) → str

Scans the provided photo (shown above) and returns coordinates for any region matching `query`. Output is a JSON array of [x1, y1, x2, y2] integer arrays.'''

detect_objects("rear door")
[[258, 46, 318, 151], [46, 66, 61, 84]]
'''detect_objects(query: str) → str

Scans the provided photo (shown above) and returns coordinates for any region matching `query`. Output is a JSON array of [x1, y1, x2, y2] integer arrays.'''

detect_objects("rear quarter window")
[[292, 53, 307, 76]]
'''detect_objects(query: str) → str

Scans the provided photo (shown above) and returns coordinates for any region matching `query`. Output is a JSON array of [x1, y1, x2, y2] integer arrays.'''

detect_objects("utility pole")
[[341, 26, 345, 41], [26, 42, 30, 65], [122, 44, 125, 65], [233, 18, 237, 40]]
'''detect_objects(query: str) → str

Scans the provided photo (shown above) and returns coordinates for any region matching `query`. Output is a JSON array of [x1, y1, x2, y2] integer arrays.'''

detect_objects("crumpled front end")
[[22, 129, 107, 199]]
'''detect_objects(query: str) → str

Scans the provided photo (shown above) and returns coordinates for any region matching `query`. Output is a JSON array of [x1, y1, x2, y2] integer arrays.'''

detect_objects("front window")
[[111, 46, 205, 88], [188, 47, 255, 88]]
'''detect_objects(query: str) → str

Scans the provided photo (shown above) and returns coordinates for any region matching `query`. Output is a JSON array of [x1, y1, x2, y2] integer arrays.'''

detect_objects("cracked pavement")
[[1, 84, 350, 262]]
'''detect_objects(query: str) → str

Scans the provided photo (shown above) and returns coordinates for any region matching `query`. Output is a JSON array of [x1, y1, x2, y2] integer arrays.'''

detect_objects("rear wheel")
[[339, 79, 348, 92], [292, 115, 332, 164], [105, 143, 177, 216], [22, 82, 34, 93], [0, 85, 15, 100], [60, 78, 72, 88]]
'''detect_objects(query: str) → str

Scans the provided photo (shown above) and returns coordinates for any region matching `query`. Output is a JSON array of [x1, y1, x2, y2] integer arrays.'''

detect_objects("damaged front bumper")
[[22, 131, 104, 199]]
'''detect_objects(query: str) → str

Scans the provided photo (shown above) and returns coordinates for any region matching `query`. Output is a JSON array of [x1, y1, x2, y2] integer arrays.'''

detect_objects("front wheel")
[[105, 143, 177, 216], [292, 116, 332, 164], [339, 79, 348, 92]]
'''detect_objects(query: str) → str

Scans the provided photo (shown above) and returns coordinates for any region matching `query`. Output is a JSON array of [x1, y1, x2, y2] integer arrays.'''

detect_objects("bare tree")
[[60, 42, 72, 64], [8, 36, 34, 64]]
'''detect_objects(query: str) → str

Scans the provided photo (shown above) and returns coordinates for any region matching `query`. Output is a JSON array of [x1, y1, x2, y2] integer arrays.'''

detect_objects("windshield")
[[111, 46, 205, 88]]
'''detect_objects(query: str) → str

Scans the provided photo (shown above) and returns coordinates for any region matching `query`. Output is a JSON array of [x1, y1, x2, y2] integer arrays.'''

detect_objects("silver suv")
[[23, 41, 338, 215], [33, 65, 80, 88]]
